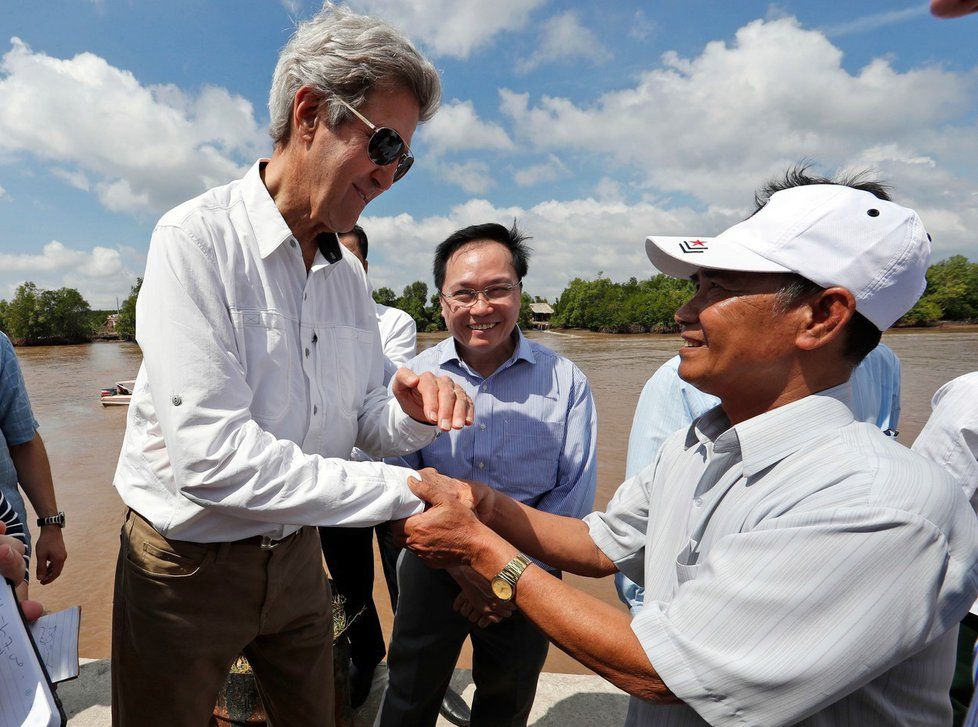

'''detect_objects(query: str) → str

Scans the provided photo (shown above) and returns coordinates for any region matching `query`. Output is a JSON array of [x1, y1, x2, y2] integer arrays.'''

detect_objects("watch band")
[[497, 554, 531, 590], [37, 511, 65, 528]]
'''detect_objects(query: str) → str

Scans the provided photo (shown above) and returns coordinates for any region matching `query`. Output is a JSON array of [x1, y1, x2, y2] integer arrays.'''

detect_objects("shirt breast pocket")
[[231, 310, 294, 424], [321, 325, 375, 415], [493, 416, 564, 492]]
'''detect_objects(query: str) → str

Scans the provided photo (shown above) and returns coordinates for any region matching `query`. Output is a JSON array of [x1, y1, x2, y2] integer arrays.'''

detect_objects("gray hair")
[[268, 2, 441, 145]]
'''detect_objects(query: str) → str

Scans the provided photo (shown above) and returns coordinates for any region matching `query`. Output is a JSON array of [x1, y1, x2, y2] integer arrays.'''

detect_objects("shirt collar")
[[686, 382, 855, 477], [241, 159, 299, 259], [438, 327, 534, 372]]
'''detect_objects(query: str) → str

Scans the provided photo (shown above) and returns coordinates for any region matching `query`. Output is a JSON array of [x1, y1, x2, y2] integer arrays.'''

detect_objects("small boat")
[[100, 380, 136, 407]]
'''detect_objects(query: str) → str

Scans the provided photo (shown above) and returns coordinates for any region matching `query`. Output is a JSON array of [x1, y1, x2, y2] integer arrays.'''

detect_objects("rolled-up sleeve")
[[584, 459, 659, 585], [139, 225, 424, 527], [632, 506, 974, 726]]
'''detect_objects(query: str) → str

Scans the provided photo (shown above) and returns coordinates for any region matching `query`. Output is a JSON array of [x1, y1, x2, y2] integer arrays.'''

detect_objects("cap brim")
[[645, 235, 791, 279]]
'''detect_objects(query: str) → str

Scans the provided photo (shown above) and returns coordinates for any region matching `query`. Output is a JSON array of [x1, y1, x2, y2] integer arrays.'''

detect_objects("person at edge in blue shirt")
[[616, 340, 901, 614], [378, 222, 598, 727]]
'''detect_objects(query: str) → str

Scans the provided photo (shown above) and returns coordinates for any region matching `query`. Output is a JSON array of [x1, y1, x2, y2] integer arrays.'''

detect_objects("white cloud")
[[517, 11, 611, 73], [513, 154, 567, 187], [349, 0, 547, 59], [628, 10, 656, 42], [594, 177, 624, 202], [0, 240, 121, 275], [821, 6, 928, 37], [360, 196, 740, 300], [51, 168, 91, 191], [0, 38, 267, 216], [499, 17, 976, 209], [0, 183, 7, 200], [436, 160, 495, 194], [0, 240, 141, 309], [420, 100, 514, 155]]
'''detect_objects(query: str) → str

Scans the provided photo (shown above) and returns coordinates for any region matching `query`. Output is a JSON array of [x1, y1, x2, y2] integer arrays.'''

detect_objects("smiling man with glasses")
[[109, 5, 480, 725], [378, 222, 598, 727]]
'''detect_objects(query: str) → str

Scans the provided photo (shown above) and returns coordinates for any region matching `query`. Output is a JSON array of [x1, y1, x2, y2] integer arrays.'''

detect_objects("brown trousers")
[[111, 511, 334, 726]]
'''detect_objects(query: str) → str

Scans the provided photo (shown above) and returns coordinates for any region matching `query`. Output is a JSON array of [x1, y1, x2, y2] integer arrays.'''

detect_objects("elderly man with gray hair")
[[110, 4, 473, 725]]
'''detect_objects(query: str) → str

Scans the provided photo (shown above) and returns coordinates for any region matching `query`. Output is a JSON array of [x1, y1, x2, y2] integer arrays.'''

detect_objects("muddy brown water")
[[14, 327, 978, 675]]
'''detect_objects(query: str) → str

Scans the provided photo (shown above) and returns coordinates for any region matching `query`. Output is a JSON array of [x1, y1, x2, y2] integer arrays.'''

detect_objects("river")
[[13, 327, 978, 675]]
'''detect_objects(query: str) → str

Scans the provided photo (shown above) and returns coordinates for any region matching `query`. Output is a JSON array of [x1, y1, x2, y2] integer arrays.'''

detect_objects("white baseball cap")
[[645, 184, 931, 330]]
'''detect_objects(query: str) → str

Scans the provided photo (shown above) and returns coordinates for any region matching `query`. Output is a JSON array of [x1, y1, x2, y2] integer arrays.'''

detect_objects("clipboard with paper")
[[0, 578, 69, 727]]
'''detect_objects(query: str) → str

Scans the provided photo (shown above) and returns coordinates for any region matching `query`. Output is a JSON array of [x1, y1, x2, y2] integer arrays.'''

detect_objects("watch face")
[[491, 577, 513, 601]]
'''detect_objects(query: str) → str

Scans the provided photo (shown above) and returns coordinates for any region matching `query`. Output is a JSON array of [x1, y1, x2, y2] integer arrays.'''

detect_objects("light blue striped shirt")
[[0, 332, 38, 556], [397, 331, 597, 526], [617, 343, 901, 611]]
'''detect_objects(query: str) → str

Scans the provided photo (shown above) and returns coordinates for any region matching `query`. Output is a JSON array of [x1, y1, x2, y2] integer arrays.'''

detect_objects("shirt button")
[[477, 462, 485, 469], [305, 348, 310, 357], [479, 423, 486, 430], [313, 405, 318, 415], [693, 497, 703, 507], [290, 240, 297, 248], [303, 292, 307, 300], [171, 395, 182, 406], [481, 385, 487, 392], [312, 333, 318, 343]]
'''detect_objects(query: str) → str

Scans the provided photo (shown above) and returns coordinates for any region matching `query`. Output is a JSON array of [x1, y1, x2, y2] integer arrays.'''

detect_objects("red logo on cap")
[[680, 239, 708, 254]]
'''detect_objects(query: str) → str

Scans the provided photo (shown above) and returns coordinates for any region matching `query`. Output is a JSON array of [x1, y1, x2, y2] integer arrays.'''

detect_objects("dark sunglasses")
[[335, 97, 414, 182]]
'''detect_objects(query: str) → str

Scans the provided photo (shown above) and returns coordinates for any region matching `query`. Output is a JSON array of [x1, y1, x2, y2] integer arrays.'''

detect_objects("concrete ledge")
[[62, 659, 630, 726]]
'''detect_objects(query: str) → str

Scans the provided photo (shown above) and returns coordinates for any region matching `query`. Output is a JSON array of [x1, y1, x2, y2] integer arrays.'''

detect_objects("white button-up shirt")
[[114, 160, 437, 543], [587, 383, 978, 726], [376, 303, 417, 385], [914, 372, 978, 511]]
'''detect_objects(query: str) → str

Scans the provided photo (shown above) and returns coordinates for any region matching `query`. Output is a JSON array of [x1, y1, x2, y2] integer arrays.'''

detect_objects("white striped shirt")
[[586, 383, 978, 726]]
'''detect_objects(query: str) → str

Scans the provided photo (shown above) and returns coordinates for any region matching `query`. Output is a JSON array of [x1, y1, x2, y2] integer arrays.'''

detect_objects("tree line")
[[0, 279, 140, 344], [1, 256, 975, 344]]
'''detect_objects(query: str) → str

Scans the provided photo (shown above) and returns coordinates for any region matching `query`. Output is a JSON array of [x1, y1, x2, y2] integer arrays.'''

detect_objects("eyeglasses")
[[334, 97, 414, 182], [439, 281, 522, 308]]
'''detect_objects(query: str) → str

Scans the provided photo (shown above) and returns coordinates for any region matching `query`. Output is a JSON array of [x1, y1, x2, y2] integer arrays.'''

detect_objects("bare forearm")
[[9, 433, 58, 516], [486, 492, 615, 577], [469, 531, 675, 703]]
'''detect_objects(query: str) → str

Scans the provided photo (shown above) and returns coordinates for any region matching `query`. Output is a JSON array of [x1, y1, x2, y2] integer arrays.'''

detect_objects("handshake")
[[394, 468, 514, 627]]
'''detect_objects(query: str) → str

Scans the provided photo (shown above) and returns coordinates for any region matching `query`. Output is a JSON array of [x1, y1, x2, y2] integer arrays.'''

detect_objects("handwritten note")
[[0, 580, 65, 727], [30, 606, 80, 684]]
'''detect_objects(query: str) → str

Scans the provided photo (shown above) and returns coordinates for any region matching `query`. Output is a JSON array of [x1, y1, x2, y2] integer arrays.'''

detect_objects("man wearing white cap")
[[396, 171, 978, 725]]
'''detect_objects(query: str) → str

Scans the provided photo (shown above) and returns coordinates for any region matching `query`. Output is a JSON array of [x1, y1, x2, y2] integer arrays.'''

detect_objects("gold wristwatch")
[[490, 554, 531, 601]]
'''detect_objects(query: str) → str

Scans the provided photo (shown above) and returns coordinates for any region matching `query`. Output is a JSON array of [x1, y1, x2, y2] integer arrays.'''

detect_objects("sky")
[[1, 1, 977, 308]]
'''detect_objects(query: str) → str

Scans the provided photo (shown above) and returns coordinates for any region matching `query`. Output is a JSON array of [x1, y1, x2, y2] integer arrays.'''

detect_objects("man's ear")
[[292, 86, 324, 143], [796, 286, 856, 352]]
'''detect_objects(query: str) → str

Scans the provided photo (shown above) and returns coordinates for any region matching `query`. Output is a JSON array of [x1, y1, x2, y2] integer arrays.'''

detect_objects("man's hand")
[[397, 490, 486, 568], [34, 526, 67, 585], [449, 565, 515, 628], [409, 468, 496, 523], [392, 369, 474, 432]]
